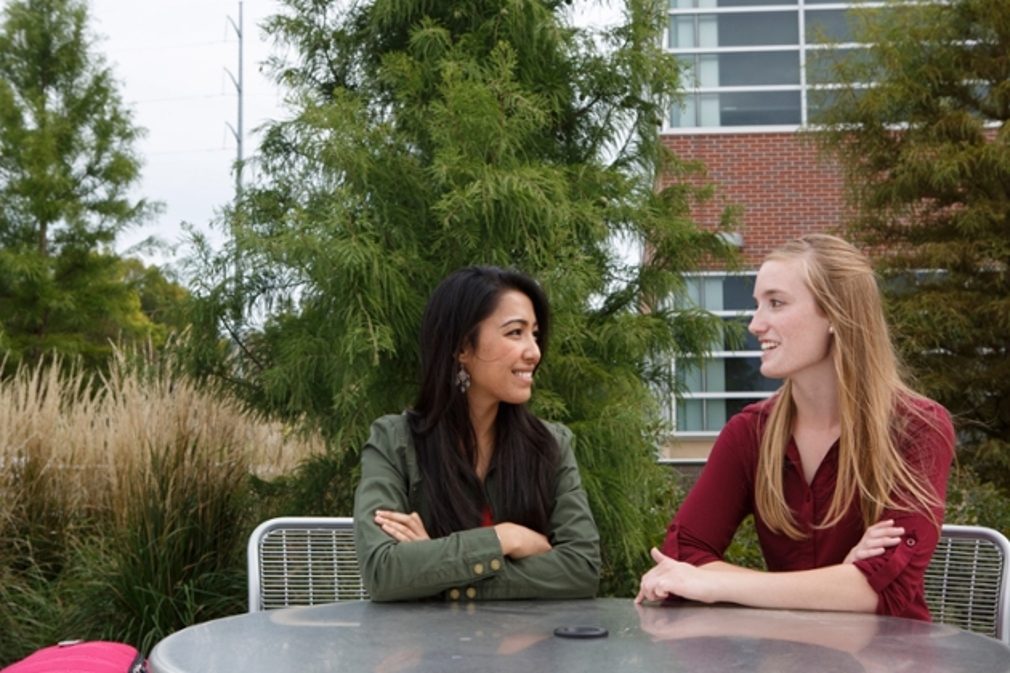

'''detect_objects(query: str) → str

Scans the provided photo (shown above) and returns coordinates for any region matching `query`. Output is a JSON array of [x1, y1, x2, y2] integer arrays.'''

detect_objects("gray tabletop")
[[149, 598, 1010, 672]]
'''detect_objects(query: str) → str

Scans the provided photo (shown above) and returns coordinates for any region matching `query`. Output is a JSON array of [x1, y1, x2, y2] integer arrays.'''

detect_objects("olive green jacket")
[[353, 414, 601, 602]]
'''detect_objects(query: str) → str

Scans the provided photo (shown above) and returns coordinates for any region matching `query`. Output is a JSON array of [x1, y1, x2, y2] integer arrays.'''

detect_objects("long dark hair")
[[408, 266, 558, 539]]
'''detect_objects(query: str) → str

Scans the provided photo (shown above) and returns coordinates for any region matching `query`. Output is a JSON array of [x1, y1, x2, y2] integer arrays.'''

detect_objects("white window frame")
[[668, 270, 777, 439], [663, 0, 885, 132]]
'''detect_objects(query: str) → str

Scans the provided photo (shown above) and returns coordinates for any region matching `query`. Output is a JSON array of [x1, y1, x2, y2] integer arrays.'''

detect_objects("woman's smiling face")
[[458, 290, 541, 411], [748, 257, 834, 384]]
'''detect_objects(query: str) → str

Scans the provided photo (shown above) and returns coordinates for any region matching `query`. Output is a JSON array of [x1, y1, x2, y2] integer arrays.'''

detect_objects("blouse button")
[[466, 587, 477, 599], [449, 589, 461, 600], [474, 563, 485, 575]]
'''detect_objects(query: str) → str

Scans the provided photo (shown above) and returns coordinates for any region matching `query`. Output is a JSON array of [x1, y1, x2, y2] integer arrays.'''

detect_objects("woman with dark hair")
[[637, 234, 954, 620], [353, 266, 600, 601]]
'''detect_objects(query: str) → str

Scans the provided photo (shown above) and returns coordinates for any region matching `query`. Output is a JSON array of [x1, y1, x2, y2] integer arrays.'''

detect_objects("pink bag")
[[0, 641, 147, 673]]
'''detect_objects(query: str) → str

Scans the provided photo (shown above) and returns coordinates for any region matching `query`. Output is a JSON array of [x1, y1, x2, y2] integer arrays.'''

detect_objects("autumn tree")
[[814, 0, 1010, 488], [184, 0, 737, 594]]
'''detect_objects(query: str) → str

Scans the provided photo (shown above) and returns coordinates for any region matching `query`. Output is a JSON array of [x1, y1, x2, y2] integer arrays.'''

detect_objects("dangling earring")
[[456, 364, 471, 393]]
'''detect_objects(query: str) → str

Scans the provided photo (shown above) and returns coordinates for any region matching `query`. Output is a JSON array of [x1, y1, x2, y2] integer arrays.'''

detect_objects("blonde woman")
[[637, 234, 954, 620]]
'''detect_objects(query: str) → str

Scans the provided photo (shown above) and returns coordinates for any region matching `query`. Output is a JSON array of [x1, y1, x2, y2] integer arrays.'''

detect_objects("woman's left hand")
[[843, 519, 904, 564], [375, 510, 430, 542]]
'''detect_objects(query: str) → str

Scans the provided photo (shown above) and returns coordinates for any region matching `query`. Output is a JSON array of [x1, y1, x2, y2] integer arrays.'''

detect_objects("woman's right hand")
[[843, 519, 904, 564], [493, 522, 552, 559]]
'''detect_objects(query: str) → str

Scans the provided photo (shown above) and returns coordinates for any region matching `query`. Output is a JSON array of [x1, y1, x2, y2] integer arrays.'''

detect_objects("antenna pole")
[[226, 2, 244, 198]]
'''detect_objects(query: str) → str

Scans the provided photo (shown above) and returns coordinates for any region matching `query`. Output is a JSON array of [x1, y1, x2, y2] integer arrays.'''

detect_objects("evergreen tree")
[[185, 0, 737, 594], [0, 0, 160, 370], [813, 0, 1010, 488]]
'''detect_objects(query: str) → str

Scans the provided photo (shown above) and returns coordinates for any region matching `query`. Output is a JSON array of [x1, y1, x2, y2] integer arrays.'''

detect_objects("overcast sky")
[[83, 0, 286, 268], [67, 0, 620, 270]]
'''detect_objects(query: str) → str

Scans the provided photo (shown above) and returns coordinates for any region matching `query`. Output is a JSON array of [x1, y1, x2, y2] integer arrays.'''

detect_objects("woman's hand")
[[843, 519, 904, 564], [493, 522, 552, 559], [636, 548, 717, 604], [374, 510, 430, 542]]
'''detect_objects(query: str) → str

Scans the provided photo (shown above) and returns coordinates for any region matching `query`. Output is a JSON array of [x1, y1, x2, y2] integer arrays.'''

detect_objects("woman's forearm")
[[638, 549, 878, 613], [698, 560, 878, 612]]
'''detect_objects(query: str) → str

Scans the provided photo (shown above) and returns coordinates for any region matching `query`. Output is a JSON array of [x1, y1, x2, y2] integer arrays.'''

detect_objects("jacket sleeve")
[[471, 423, 601, 600], [853, 402, 955, 617], [661, 411, 757, 566], [353, 417, 506, 602], [353, 417, 600, 602]]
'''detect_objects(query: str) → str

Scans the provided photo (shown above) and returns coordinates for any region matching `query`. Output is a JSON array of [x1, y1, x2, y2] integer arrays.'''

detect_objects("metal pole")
[[226, 1, 244, 198]]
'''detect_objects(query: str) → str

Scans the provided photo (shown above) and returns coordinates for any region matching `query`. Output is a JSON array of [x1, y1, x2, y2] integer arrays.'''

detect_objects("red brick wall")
[[660, 132, 847, 267]]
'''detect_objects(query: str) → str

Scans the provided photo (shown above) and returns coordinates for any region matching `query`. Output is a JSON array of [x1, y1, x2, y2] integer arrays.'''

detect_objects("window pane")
[[718, 0, 795, 5], [725, 357, 781, 392], [720, 317, 754, 351], [718, 51, 799, 86], [720, 91, 801, 125], [705, 399, 728, 430], [698, 54, 720, 87], [807, 47, 850, 85], [670, 15, 697, 48], [716, 12, 798, 47], [670, 0, 793, 6], [805, 9, 852, 43], [677, 399, 705, 432], [722, 275, 756, 311], [806, 87, 869, 123], [700, 93, 720, 125], [726, 398, 767, 421], [677, 362, 704, 391]]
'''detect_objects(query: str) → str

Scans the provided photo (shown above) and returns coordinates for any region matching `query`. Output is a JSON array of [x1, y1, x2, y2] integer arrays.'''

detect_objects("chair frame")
[[247, 516, 367, 612], [926, 524, 1010, 643]]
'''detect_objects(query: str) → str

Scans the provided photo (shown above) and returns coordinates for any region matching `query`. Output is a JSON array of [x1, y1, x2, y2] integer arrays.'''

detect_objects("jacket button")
[[490, 559, 501, 571], [449, 589, 461, 600], [474, 563, 484, 575], [466, 587, 477, 599]]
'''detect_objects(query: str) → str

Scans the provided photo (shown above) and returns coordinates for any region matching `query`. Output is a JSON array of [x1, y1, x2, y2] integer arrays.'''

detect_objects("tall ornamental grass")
[[0, 353, 323, 664]]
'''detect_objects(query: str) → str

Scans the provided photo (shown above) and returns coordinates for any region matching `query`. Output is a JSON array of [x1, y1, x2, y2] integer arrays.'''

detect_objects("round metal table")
[[149, 598, 1010, 672]]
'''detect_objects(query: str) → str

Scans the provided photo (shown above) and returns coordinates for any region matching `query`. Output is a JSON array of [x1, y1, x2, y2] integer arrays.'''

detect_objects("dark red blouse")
[[661, 396, 955, 621]]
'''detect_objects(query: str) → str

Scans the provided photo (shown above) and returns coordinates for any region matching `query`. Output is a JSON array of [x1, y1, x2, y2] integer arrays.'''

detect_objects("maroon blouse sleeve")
[[852, 400, 955, 619], [661, 409, 761, 566]]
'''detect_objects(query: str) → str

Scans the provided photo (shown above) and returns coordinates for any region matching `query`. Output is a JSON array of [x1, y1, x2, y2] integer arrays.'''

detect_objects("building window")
[[666, 0, 877, 129], [668, 273, 780, 436]]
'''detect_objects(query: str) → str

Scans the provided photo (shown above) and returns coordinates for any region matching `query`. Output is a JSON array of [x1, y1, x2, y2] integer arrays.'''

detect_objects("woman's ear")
[[457, 337, 475, 365]]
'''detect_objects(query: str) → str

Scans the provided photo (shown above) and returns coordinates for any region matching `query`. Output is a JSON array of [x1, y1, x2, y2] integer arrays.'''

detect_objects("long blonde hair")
[[754, 234, 942, 539]]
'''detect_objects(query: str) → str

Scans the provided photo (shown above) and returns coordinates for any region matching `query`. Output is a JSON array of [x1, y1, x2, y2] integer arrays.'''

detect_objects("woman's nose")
[[748, 310, 764, 335], [526, 339, 541, 363]]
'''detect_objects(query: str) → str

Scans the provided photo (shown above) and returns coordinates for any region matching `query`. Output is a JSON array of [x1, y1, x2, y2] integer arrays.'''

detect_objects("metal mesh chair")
[[924, 524, 1010, 642], [247, 517, 368, 612]]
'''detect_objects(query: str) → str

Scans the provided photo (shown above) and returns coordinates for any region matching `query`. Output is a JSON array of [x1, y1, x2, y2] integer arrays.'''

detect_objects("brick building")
[[658, 0, 859, 459]]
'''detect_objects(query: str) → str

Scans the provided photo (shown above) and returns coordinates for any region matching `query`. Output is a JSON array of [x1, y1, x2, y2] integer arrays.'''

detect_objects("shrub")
[[0, 353, 323, 663]]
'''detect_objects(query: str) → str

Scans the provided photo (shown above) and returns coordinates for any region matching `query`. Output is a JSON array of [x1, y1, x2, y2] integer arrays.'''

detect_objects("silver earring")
[[456, 365, 471, 393], [829, 326, 835, 334]]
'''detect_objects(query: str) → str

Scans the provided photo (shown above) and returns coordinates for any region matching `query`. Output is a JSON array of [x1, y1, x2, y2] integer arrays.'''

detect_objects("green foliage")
[[945, 467, 1010, 536], [182, 0, 737, 595], [812, 0, 1010, 490], [65, 438, 250, 654], [0, 0, 167, 371]]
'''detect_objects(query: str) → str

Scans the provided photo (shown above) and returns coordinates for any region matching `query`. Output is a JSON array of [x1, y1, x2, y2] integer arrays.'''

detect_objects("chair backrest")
[[247, 517, 368, 612], [924, 524, 1010, 642]]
